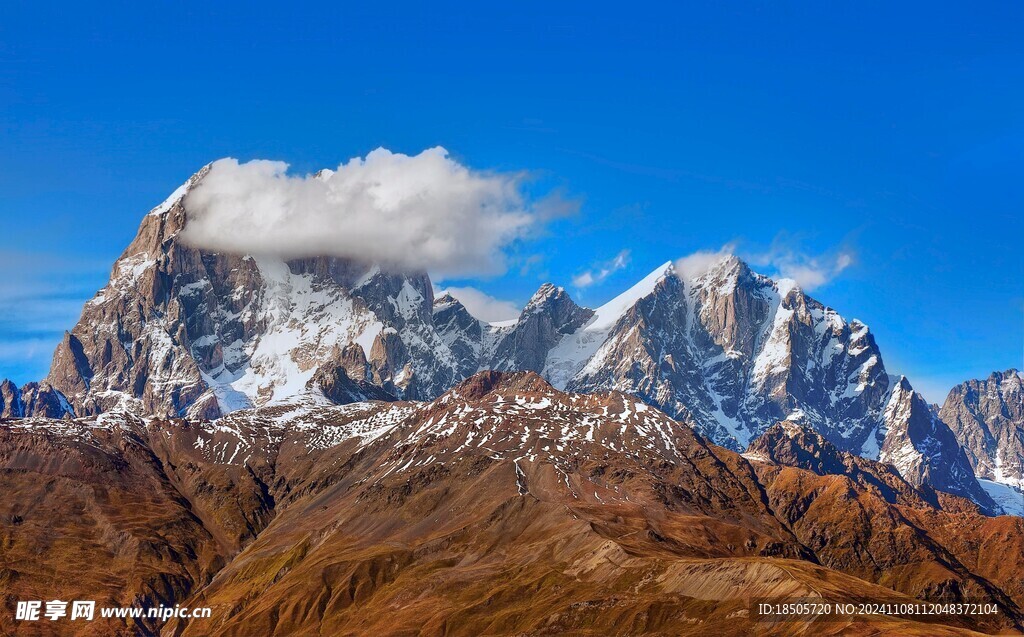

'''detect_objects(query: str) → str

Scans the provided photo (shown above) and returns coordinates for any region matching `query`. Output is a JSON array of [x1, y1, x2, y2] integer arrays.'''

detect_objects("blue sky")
[[1, 1, 1022, 401]]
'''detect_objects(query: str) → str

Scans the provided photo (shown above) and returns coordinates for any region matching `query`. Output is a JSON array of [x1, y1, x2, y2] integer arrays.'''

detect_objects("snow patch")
[[979, 479, 1024, 517]]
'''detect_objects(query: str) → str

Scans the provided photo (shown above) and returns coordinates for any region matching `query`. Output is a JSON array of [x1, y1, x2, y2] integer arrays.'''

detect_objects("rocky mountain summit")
[[0, 379, 72, 418], [2, 372, 1023, 636], [941, 370, 1024, 488], [876, 376, 1000, 513], [0, 165, 1009, 514], [39, 166, 472, 419]]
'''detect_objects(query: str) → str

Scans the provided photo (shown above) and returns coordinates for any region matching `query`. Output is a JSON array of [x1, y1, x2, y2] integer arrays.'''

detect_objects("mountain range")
[[1, 167, 1022, 634]]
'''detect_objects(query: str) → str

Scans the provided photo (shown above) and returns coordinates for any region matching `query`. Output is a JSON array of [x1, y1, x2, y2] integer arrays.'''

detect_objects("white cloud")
[[181, 147, 570, 278], [674, 244, 737, 281], [442, 286, 521, 323], [749, 242, 854, 291], [572, 250, 630, 288], [672, 240, 854, 291]]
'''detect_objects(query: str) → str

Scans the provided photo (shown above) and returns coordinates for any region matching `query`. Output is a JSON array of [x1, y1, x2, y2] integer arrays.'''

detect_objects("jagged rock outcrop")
[[18, 382, 73, 418], [747, 421, 851, 476], [878, 377, 1000, 514], [0, 379, 71, 418], [431, 292, 484, 370], [747, 421, 940, 509], [307, 364, 397, 404], [487, 283, 594, 372], [941, 369, 1024, 487], [0, 379, 22, 417]]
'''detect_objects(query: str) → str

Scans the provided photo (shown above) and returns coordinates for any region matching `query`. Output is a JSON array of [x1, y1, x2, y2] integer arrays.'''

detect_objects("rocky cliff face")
[[306, 364, 398, 404], [0, 379, 23, 417], [747, 420, 967, 513], [941, 370, 1024, 487], [499, 257, 998, 511], [746, 421, 855, 477]]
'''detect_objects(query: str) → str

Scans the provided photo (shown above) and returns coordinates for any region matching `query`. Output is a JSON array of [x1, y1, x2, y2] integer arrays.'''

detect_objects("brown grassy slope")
[[0, 422, 226, 637], [167, 449, 997, 636], [2, 374, 1023, 636], [166, 378, 1021, 636]]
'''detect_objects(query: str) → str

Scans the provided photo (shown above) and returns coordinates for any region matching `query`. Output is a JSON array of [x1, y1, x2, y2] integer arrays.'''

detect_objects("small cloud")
[[442, 286, 521, 323], [572, 250, 630, 288], [674, 244, 737, 281], [749, 240, 855, 291], [673, 239, 855, 291]]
